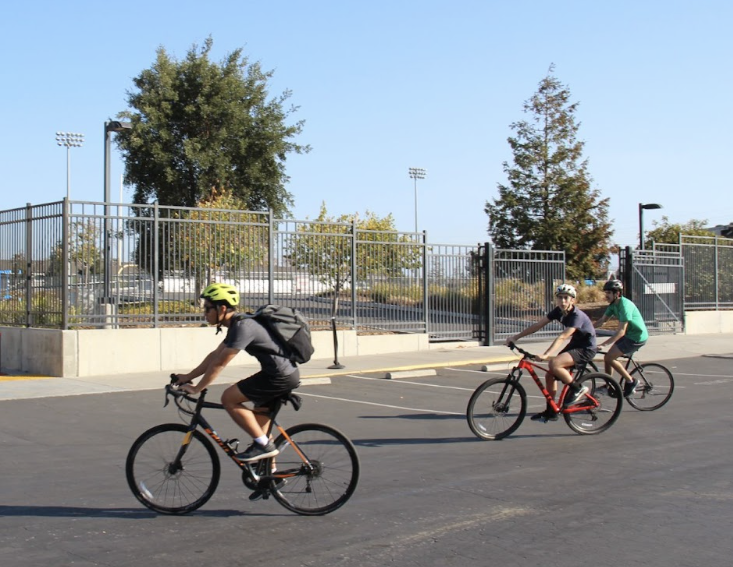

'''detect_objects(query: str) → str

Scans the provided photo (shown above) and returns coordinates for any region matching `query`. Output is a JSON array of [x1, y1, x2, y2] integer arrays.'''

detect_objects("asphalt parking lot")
[[1, 353, 732, 567]]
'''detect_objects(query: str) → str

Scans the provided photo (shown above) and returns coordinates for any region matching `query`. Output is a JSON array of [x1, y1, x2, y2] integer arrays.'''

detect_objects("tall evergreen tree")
[[115, 37, 309, 216], [485, 66, 612, 279]]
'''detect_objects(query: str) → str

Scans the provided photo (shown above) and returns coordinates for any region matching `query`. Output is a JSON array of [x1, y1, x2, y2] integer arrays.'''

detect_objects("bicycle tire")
[[563, 373, 623, 435], [126, 423, 220, 515], [627, 362, 675, 411], [268, 423, 360, 516], [466, 377, 527, 440]]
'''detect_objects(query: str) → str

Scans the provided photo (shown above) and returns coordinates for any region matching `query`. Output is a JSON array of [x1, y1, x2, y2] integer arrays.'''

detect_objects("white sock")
[[254, 435, 269, 446]]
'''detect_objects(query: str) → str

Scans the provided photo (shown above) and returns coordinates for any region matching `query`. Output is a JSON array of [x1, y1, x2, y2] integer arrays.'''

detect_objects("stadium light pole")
[[408, 167, 426, 234], [103, 121, 132, 303], [55, 132, 84, 200], [638, 203, 662, 250]]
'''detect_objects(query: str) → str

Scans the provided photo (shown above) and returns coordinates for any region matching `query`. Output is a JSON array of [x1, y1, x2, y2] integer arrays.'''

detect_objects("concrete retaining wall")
[[684, 311, 733, 334], [2, 310, 730, 377], [0, 326, 429, 377]]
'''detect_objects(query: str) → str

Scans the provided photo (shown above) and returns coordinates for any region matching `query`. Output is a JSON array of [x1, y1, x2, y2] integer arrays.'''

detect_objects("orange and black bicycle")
[[126, 376, 359, 516], [466, 343, 623, 440]]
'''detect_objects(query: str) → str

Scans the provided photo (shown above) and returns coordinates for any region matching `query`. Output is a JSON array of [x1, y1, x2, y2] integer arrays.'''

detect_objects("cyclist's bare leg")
[[221, 385, 266, 439], [604, 345, 633, 383], [548, 352, 575, 386]]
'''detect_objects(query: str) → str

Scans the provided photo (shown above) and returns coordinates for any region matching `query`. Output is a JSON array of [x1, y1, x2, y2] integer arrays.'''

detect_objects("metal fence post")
[[153, 202, 160, 328], [351, 219, 357, 331], [24, 203, 32, 327], [486, 243, 494, 346], [62, 198, 69, 330], [422, 230, 429, 337], [268, 210, 275, 305]]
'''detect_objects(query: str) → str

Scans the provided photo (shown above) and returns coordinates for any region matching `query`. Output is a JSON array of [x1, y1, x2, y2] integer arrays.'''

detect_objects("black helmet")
[[603, 279, 623, 292]]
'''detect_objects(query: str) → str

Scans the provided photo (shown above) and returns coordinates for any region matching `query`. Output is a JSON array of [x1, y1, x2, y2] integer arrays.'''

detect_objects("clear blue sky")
[[1, 1, 731, 250]]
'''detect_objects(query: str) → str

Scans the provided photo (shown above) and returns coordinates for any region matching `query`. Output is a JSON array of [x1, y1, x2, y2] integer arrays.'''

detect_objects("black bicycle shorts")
[[614, 337, 646, 356], [562, 347, 597, 365], [236, 369, 301, 407]]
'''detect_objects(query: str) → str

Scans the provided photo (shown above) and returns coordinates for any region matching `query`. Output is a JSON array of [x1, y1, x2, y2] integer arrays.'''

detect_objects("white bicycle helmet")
[[555, 283, 577, 298]]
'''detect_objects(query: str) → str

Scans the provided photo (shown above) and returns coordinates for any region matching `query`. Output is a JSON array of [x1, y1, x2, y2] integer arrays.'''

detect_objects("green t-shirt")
[[604, 296, 648, 342]]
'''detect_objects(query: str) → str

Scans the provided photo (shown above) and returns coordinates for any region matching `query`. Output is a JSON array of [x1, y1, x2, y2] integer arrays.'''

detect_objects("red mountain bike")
[[467, 344, 623, 440]]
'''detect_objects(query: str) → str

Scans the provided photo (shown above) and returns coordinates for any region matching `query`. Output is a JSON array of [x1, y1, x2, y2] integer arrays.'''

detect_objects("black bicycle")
[[126, 377, 360, 515], [583, 351, 675, 411]]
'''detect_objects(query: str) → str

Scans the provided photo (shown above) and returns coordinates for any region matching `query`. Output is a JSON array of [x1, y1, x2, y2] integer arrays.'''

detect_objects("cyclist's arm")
[[181, 343, 240, 394], [507, 316, 551, 345], [594, 314, 609, 328], [541, 326, 576, 358], [600, 321, 628, 348]]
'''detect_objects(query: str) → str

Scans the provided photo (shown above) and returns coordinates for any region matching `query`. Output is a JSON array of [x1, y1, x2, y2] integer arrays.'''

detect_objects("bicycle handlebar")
[[506, 342, 541, 362]]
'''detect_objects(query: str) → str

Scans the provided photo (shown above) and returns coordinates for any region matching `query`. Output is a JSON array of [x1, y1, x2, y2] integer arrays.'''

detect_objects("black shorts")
[[561, 347, 597, 365], [614, 337, 646, 356], [236, 369, 301, 407]]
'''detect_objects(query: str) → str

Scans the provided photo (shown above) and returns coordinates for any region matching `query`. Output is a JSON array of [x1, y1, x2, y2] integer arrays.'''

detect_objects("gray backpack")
[[249, 304, 314, 364]]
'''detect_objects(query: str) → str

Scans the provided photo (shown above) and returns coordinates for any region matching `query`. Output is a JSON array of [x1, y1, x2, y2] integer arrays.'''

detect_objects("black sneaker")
[[236, 441, 279, 462], [623, 378, 639, 397], [563, 386, 589, 407], [530, 409, 558, 422], [249, 478, 287, 502]]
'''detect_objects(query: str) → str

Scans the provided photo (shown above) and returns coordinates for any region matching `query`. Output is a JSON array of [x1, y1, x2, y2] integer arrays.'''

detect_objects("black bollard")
[[327, 317, 345, 369]]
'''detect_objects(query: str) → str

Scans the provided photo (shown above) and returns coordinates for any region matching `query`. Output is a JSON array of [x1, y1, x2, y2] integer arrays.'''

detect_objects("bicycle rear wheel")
[[564, 373, 623, 435], [126, 423, 220, 514], [269, 423, 359, 516], [466, 378, 527, 440], [627, 363, 675, 411]]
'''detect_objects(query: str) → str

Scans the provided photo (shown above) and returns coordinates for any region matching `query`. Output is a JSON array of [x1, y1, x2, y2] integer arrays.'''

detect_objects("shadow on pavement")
[[0, 505, 262, 518]]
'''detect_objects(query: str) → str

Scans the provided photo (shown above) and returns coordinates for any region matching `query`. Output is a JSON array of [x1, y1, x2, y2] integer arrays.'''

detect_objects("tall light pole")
[[56, 132, 84, 199], [103, 120, 132, 303], [638, 202, 662, 250], [408, 167, 426, 234]]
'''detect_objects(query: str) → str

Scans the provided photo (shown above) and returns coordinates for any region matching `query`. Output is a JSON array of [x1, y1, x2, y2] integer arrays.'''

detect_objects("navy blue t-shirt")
[[546, 306, 597, 351]]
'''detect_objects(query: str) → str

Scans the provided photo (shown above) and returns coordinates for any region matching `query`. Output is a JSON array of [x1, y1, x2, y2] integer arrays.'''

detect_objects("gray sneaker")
[[236, 441, 279, 462], [563, 386, 589, 407]]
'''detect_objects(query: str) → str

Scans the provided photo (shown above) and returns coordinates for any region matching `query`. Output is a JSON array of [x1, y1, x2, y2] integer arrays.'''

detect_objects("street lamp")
[[638, 202, 662, 250], [103, 120, 132, 303], [55, 132, 84, 199], [408, 167, 426, 234]]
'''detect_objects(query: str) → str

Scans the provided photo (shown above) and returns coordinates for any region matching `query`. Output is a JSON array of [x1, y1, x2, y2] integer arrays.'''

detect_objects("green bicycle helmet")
[[200, 283, 239, 307]]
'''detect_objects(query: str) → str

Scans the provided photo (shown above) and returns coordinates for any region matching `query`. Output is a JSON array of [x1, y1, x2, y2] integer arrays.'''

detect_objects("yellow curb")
[[301, 356, 520, 379], [0, 375, 54, 382]]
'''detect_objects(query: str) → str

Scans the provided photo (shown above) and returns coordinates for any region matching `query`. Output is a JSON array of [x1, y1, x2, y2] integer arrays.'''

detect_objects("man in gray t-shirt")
[[174, 283, 300, 465]]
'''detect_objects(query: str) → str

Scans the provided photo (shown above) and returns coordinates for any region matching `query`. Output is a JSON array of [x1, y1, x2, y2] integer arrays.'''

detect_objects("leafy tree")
[[115, 37, 309, 216], [163, 190, 269, 295], [485, 66, 613, 279], [285, 203, 422, 319], [47, 221, 103, 284], [644, 216, 716, 247]]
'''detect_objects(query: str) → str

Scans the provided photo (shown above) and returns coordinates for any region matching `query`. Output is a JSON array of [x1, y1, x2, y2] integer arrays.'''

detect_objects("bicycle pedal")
[[225, 438, 240, 451]]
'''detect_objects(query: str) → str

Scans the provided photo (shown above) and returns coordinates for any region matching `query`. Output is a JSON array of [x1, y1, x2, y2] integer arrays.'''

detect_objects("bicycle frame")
[[508, 357, 601, 415], [171, 388, 309, 485]]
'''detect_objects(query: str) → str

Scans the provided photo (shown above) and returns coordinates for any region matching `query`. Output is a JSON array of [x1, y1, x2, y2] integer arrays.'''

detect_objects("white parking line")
[[344, 374, 474, 391], [297, 391, 464, 415]]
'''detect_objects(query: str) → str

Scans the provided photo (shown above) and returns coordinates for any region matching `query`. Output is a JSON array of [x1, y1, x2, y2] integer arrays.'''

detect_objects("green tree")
[[167, 190, 269, 295], [115, 37, 309, 216], [645, 216, 716, 247], [285, 204, 422, 319], [485, 66, 613, 279]]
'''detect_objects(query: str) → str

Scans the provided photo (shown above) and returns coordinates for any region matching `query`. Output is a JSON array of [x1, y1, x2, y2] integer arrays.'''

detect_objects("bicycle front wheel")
[[627, 363, 675, 411], [564, 373, 623, 435], [126, 423, 220, 515], [269, 423, 360, 516], [466, 378, 527, 440]]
